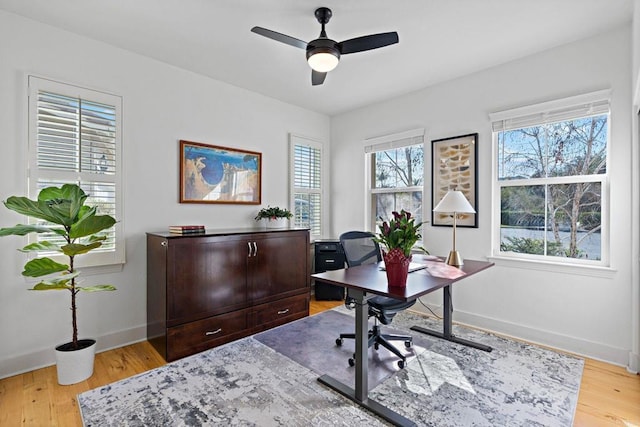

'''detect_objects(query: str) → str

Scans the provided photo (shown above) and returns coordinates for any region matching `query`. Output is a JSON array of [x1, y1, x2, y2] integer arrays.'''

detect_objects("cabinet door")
[[248, 231, 309, 303], [167, 236, 248, 324]]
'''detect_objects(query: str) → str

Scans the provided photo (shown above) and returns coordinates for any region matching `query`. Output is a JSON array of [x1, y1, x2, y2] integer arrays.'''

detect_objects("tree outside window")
[[497, 114, 607, 261], [370, 144, 424, 229]]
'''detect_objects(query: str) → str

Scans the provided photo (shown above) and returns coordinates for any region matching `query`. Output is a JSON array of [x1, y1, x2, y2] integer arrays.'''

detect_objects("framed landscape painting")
[[431, 133, 478, 227], [179, 140, 262, 204]]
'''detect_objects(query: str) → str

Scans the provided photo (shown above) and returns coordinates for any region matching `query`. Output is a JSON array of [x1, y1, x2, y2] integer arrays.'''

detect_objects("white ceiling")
[[0, 0, 633, 116]]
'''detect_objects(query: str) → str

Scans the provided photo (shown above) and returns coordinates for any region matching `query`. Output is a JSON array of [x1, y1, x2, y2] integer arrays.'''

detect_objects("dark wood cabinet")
[[147, 228, 310, 361], [248, 232, 309, 303]]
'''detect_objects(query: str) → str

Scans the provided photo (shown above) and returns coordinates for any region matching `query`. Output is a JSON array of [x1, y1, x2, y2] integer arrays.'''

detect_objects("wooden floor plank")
[[0, 374, 24, 426], [0, 296, 638, 426]]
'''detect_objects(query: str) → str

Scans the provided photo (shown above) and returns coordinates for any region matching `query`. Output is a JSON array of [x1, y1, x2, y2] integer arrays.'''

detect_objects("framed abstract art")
[[431, 133, 478, 227]]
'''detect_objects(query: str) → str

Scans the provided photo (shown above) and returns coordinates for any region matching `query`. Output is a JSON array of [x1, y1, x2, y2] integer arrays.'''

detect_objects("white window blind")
[[490, 89, 611, 132], [28, 76, 124, 267], [364, 128, 425, 153], [290, 135, 323, 238]]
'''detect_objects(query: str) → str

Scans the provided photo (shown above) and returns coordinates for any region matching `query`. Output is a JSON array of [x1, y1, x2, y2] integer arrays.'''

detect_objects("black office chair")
[[336, 231, 415, 369]]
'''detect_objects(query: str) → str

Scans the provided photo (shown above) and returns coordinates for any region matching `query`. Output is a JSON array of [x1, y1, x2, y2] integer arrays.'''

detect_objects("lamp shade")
[[433, 190, 476, 214]]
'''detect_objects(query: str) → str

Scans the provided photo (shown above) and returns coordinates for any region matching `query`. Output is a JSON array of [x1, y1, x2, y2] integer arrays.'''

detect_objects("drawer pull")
[[205, 328, 222, 336], [277, 309, 290, 315]]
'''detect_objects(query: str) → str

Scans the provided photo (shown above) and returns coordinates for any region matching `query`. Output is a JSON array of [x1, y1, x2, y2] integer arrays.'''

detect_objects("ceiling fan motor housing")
[[306, 38, 341, 62]]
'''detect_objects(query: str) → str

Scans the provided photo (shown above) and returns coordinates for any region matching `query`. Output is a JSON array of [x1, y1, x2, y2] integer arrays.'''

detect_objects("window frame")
[[289, 133, 325, 240], [27, 75, 124, 268], [364, 128, 425, 234], [489, 90, 611, 270]]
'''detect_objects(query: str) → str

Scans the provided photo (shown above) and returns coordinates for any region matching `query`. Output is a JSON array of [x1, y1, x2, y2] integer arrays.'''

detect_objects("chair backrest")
[[339, 231, 414, 322], [339, 231, 382, 267]]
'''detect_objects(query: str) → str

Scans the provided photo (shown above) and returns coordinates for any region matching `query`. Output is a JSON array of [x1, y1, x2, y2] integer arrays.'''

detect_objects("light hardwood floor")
[[1, 298, 638, 426]]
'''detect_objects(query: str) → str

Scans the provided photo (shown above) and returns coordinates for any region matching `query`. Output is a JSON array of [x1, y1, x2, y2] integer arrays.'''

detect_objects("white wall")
[[630, 0, 640, 372], [0, 10, 329, 378], [331, 26, 634, 366], [634, 0, 640, 90]]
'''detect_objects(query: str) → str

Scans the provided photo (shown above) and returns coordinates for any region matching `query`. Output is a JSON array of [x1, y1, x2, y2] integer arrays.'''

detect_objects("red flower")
[[373, 210, 428, 257]]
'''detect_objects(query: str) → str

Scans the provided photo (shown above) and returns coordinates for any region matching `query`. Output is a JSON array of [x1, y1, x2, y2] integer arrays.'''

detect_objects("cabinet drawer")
[[167, 309, 250, 361], [252, 294, 309, 332]]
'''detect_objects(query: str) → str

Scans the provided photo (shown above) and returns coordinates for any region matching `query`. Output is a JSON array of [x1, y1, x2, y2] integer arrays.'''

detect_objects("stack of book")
[[169, 225, 205, 234]]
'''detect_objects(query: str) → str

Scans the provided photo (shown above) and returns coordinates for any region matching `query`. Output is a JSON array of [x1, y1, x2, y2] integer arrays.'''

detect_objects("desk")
[[311, 258, 494, 427]]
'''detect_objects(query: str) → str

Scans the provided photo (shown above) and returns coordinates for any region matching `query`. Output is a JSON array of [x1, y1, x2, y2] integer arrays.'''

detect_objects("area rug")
[[78, 308, 584, 426]]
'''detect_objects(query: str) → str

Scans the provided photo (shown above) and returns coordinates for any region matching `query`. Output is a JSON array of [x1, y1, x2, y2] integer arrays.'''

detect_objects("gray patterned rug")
[[78, 308, 584, 426]]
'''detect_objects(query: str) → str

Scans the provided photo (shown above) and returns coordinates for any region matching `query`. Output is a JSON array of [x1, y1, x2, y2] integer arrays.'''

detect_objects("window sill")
[[487, 255, 617, 278]]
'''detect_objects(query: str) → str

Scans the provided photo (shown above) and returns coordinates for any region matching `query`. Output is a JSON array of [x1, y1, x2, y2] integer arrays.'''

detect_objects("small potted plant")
[[0, 184, 116, 385], [373, 210, 427, 287], [254, 205, 293, 229]]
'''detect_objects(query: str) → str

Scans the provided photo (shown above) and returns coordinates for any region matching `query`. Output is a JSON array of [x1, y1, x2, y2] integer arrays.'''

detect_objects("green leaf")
[[78, 284, 116, 292], [61, 241, 102, 256], [85, 235, 107, 243], [0, 224, 58, 237], [69, 214, 116, 239], [39, 184, 87, 221], [52, 271, 80, 282], [3, 185, 89, 227], [77, 205, 94, 220], [31, 282, 71, 291], [19, 241, 63, 253], [3, 197, 70, 225], [22, 257, 68, 277], [29, 271, 80, 290]]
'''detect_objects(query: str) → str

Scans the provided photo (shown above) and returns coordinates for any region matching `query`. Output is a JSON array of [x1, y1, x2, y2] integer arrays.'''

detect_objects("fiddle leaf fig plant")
[[0, 184, 117, 350]]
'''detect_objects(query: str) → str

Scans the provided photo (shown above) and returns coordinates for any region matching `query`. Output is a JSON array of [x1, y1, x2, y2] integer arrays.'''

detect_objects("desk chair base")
[[336, 324, 412, 369]]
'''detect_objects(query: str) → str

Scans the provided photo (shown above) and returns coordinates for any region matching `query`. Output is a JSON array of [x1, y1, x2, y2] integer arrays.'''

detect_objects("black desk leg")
[[317, 289, 417, 427], [411, 285, 493, 352]]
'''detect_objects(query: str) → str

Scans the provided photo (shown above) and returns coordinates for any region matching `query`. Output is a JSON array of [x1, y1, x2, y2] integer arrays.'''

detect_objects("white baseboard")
[[3, 309, 635, 379], [0, 325, 147, 380], [410, 304, 631, 368], [628, 351, 640, 374]]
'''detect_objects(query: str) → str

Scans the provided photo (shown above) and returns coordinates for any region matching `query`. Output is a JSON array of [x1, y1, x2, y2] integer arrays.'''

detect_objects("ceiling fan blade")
[[339, 32, 399, 54], [251, 26, 307, 49], [312, 70, 327, 86]]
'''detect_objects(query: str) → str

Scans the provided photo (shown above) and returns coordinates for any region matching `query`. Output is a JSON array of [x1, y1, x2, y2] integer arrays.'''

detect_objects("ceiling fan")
[[251, 7, 399, 86]]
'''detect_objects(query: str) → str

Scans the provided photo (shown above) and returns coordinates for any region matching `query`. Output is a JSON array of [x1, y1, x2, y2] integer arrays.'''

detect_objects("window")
[[290, 134, 323, 238], [490, 90, 610, 266], [365, 129, 425, 232], [28, 76, 124, 267]]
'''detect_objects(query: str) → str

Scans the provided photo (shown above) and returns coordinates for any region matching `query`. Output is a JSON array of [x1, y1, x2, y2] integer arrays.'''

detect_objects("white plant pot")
[[55, 339, 96, 385], [265, 217, 289, 229]]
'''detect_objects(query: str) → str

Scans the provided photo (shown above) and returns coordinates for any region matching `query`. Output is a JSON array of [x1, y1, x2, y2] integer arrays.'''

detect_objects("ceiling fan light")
[[307, 50, 339, 72]]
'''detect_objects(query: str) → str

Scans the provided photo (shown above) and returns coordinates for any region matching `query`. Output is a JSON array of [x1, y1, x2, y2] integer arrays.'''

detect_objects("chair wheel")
[[336, 338, 343, 346], [398, 360, 405, 369], [404, 340, 412, 348], [374, 342, 379, 350], [348, 358, 355, 367]]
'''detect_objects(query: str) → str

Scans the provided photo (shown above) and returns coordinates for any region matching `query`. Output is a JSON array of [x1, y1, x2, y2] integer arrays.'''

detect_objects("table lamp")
[[433, 190, 476, 267]]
